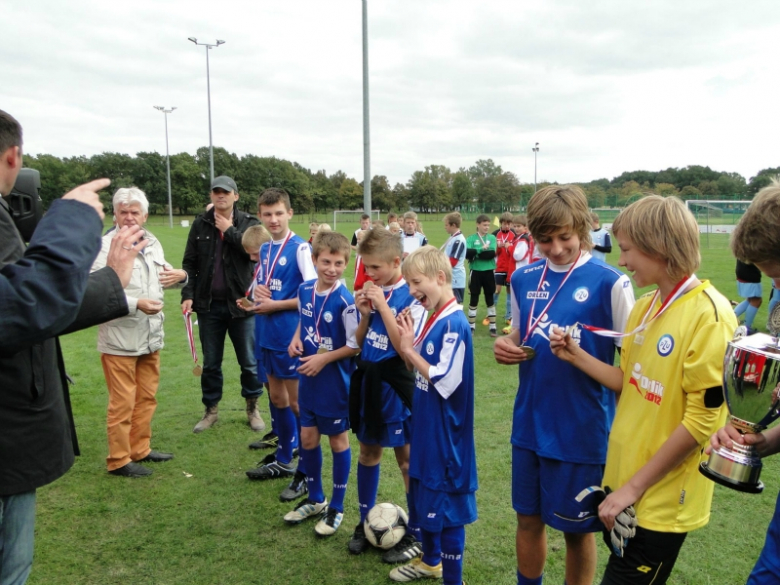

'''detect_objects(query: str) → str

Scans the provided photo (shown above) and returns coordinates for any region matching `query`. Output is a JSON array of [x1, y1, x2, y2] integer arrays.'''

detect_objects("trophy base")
[[699, 461, 764, 494]]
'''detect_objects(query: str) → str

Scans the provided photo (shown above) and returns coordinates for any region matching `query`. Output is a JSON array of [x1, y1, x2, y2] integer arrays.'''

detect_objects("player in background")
[[307, 221, 319, 246], [283, 232, 360, 536], [494, 185, 634, 585], [391, 246, 478, 584], [492, 212, 517, 326], [351, 213, 372, 251], [348, 228, 426, 564], [442, 212, 467, 304], [550, 195, 735, 585], [465, 215, 498, 336], [354, 228, 372, 291], [387, 212, 398, 228], [402, 211, 428, 258], [734, 259, 763, 334], [243, 189, 317, 506], [504, 215, 536, 334], [709, 178, 780, 585], [590, 213, 612, 262]]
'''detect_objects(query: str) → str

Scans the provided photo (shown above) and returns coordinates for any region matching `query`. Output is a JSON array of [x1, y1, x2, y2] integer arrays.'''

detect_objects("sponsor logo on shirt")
[[415, 371, 429, 392], [628, 362, 665, 405], [527, 291, 550, 300], [366, 329, 389, 351], [657, 334, 674, 357], [531, 316, 581, 346], [268, 278, 282, 292], [302, 302, 314, 318]]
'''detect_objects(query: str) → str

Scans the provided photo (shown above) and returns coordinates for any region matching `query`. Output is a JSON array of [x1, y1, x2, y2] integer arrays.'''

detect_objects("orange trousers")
[[101, 352, 160, 471]]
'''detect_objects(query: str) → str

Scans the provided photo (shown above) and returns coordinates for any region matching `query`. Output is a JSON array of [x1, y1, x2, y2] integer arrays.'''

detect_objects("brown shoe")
[[193, 405, 218, 433], [246, 398, 266, 432]]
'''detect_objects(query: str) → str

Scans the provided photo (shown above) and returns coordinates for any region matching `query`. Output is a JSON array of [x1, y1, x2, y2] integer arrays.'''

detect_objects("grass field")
[[28, 215, 780, 585]]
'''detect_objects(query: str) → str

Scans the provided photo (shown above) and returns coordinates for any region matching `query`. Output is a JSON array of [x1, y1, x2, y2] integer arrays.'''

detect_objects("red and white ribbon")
[[414, 297, 457, 347], [264, 231, 293, 286], [312, 281, 339, 344], [183, 310, 199, 366]]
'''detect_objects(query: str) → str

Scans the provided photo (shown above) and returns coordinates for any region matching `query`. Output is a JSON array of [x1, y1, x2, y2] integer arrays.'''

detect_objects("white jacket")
[[91, 229, 173, 356]]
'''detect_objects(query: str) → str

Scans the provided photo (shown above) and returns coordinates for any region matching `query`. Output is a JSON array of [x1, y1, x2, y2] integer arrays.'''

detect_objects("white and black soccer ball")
[[364, 502, 408, 550]]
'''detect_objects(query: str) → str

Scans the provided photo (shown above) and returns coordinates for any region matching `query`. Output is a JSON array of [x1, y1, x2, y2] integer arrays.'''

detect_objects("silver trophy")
[[700, 327, 780, 493]]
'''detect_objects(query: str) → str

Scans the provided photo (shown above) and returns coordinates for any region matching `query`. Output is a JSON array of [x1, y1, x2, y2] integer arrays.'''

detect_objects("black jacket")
[[0, 199, 128, 496], [181, 205, 259, 318]]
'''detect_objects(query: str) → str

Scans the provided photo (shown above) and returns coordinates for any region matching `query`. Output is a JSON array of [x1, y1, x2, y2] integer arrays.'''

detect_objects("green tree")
[[133, 152, 168, 213], [451, 170, 474, 209], [170, 153, 206, 215], [371, 175, 393, 212], [655, 183, 679, 197], [338, 178, 363, 210]]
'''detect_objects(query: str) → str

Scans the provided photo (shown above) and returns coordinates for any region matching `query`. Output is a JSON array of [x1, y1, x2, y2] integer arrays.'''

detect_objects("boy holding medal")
[[465, 215, 498, 336], [348, 228, 427, 563], [493, 185, 634, 585], [244, 189, 317, 506], [283, 232, 360, 536], [550, 195, 737, 585], [392, 246, 478, 584]]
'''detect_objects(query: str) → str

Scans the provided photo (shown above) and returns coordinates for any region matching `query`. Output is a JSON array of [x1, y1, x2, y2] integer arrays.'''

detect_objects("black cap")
[[211, 176, 237, 193]]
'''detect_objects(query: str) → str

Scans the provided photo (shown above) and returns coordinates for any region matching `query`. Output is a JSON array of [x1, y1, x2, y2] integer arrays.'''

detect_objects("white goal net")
[[333, 209, 381, 230]]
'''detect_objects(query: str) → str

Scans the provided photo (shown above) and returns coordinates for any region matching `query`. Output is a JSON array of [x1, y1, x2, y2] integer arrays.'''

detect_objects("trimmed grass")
[[29, 218, 779, 584]]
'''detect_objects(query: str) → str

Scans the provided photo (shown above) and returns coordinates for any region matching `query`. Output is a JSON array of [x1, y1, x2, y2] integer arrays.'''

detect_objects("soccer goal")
[[333, 209, 381, 230], [684, 200, 752, 234]]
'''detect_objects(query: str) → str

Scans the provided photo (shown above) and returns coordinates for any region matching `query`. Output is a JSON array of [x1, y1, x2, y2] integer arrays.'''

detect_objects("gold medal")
[[193, 364, 203, 376], [518, 345, 536, 360], [317, 345, 329, 354], [240, 297, 254, 308]]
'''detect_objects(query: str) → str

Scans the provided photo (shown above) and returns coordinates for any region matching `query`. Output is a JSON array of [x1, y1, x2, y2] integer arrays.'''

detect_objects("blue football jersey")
[[256, 232, 316, 351], [409, 304, 478, 494], [509, 253, 634, 464], [297, 279, 358, 418], [443, 232, 467, 290]]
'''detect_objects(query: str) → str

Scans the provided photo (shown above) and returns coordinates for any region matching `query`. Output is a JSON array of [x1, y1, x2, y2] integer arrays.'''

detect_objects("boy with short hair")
[[709, 178, 780, 585], [503, 215, 535, 335], [402, 211, 428, 258], [352, 213, 372, 251], [549, 194, 736, 585], [392, 246, 478, 584], [308, 221, 319, 245], [387, 211, 398, 227], [442, 212, 467, 303], [493, 185, 635, 585], [243, 189, 317, 505], [492, 212, 516, 325], [349, 228, 427, 563], [283, 232, 360, 536], [590, 212, 612, 262], [733, 258, 763, 334], [465, 215, 498, 336]]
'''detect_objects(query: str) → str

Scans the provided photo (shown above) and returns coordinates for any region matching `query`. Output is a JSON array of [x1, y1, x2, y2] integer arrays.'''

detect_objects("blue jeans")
[[0, 491, 36, 585], [197, 300, 262, 407]]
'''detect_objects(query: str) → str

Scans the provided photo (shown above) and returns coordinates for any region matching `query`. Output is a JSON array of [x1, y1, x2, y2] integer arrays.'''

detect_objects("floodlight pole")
[[154, 106, 177, 228], [532, 142, 540, 194], [188, 37, 225, 184], [362, 0, 371, 213]]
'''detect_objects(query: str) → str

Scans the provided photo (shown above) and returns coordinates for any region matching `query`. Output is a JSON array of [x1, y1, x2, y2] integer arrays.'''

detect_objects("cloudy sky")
[[2, 0, 778, 186]]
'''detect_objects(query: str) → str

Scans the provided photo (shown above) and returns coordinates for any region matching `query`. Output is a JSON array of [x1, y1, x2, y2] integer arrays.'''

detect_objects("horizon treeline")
[[22, 146, 780, 215]]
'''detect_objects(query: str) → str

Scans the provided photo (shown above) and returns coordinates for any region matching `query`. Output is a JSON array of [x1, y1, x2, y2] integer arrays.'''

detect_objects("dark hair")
[[361, 213, 370, 221], [476, 214, 490, 224], [258, 187, 292, 211], [0, 110, 23, 154], [312, 231, 351, 262]]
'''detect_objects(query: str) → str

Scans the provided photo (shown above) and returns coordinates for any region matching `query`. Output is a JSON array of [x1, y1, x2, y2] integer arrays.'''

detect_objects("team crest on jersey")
[[426, 341, 435, 355], [657, 334, 674, 357], [573, 287, 589, 302], [390, 307, 397, 317], [279, 256, 287, 266], [324, 311, 333, 323]]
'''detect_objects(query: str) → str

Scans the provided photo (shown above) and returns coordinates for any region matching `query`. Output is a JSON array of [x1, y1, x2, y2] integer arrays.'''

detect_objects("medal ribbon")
[[576, 275, 697, 339], [264, 231, 293, 286], [183, 310, 199, 366], [312, 281, 339, 344], [440, 231, 462, 252], [414, 297, 457, 347], [522, 251, 582, 345]]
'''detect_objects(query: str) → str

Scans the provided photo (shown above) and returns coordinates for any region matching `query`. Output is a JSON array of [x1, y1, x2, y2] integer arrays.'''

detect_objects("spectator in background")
[[590, 212, 612, 262]]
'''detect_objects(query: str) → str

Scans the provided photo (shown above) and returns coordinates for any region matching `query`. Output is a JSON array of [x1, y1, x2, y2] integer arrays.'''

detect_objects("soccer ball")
[[364, 502, 408, 550]]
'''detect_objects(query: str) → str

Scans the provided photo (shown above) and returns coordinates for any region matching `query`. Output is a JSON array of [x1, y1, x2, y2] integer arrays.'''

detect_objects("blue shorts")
[[356, 418, 411, 448], [256, 357, 267, 384], [738, 281, 763, 299], [260, 348, 299, 380], [299, 405, 350, 436], [409, 478, 477, 532], [512, 446, 604, 533], [747, 492, 780, 585]]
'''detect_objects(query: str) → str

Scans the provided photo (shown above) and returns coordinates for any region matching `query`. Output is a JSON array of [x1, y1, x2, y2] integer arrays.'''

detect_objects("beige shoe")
[[246, 398, 266, 432], [193, 405, 218, 433]]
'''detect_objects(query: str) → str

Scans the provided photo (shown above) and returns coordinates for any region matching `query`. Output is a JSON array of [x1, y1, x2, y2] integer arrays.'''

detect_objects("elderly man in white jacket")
[[92, 187, 187, 478]]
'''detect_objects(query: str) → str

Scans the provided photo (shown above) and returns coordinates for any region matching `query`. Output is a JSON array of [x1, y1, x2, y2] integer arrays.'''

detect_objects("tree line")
[[22, 146, 779, 215]]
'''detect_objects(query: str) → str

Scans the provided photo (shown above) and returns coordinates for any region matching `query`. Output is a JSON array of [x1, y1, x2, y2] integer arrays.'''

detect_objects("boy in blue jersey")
[[283, 232, 360, 536], [493, 184, 635, 585], [348, 228, 427, 563], [442, 212, 467, 304], [392, 246, 478, 584], [244, 189, 317, 505], [590, 212, 612, 262]]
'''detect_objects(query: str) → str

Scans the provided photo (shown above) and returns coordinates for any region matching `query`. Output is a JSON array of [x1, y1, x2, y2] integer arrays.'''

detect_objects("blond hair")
[[358, 225, 402, 263], [242, 225, 271, 250], [309, 221, 319, 230], [312, 231, 351, 262], [513, 214, 527, 227], [444, 212, 462, 228], [731, 177, 780, 264], [403, 211, 418, 221], [612, 195, 700, 281], [527, 185, 592, 250], [317, 223, 332, 233], [402, 245, 452, 284], [388, 222, 401, 234]]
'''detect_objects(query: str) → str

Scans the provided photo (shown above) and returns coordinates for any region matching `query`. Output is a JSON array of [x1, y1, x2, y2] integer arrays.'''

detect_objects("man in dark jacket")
[[181, 176, 264, 433], [0, 108, 138, 584]]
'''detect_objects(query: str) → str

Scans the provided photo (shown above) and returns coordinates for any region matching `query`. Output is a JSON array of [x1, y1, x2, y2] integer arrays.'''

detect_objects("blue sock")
[[303, 445, 324, 503], [357, 463, 379, 523], [493, 292, 500, 307], [745, 304, 759, 327], [406, 492, 422, 543], [506, 291, 512, 321], [518, 571, 543, 585], [441, 526, 465, 585], [421, 528, 442, 568], [275, 406, 297, 465], [330, 448, 351, 513], [735, 300, 749, 318]]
